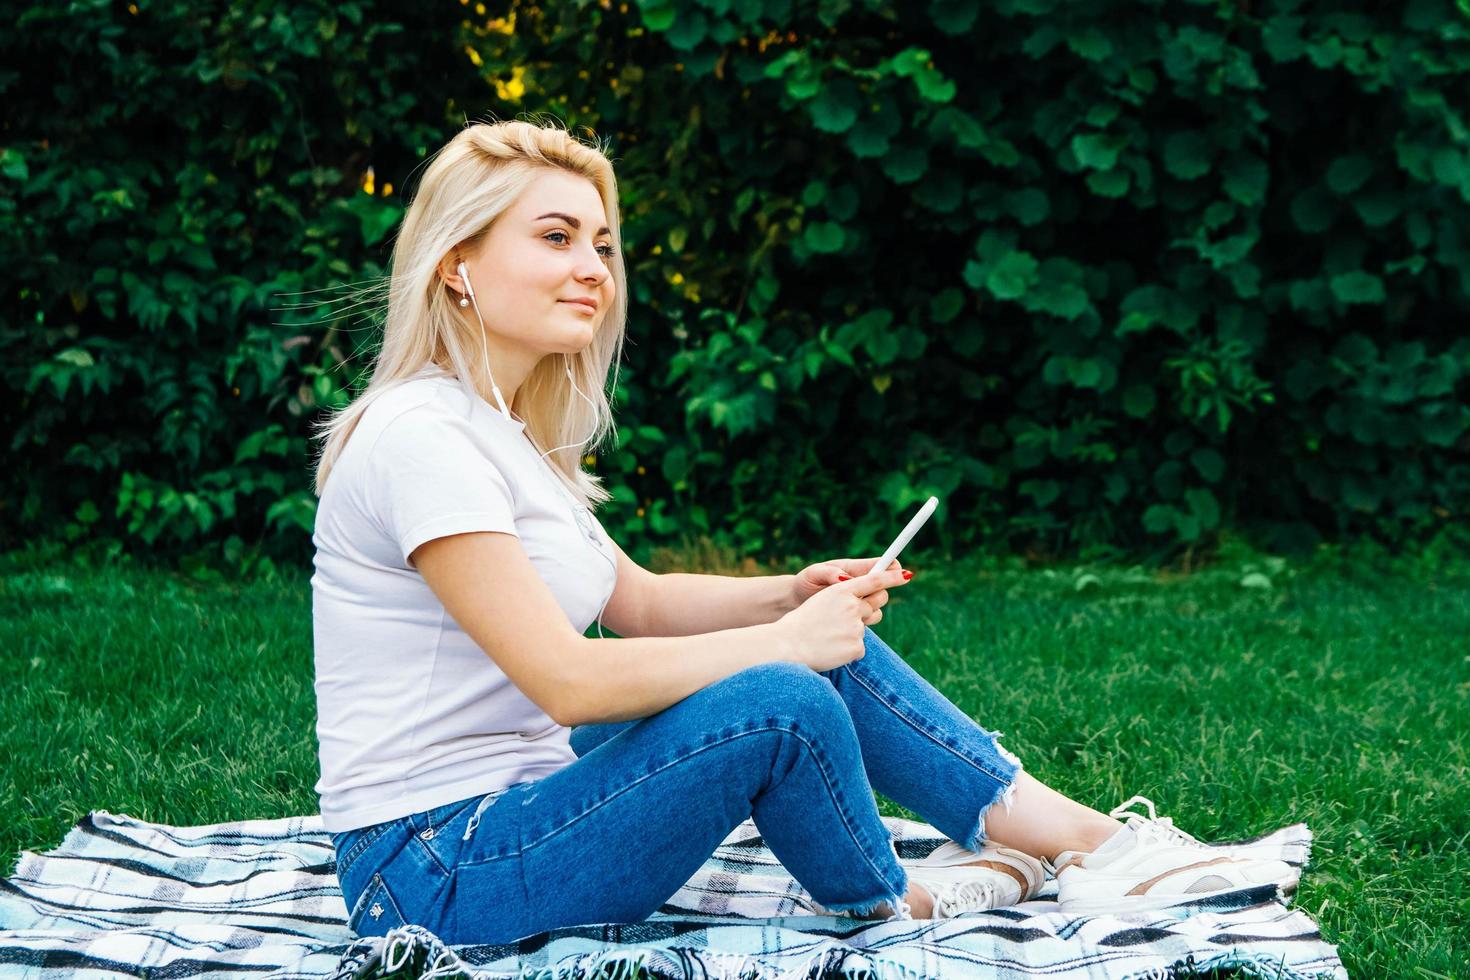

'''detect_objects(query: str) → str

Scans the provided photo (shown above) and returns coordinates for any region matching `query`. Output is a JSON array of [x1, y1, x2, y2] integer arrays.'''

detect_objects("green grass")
[[2, 537, 1466, 976]]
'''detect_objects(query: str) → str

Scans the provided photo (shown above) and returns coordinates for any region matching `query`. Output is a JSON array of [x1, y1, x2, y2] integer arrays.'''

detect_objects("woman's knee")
[[712, 661, 849, 726]]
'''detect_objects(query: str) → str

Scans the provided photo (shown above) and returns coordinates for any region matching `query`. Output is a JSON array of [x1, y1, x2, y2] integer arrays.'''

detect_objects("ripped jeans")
[[328, 627, 1022, 945]]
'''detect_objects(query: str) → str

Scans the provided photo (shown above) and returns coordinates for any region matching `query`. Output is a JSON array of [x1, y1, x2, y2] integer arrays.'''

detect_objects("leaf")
[[354, 199, 402, 247], [985, 251, 1040, 300], [639, 2, 675, 31], [665, 7, 707, 50], [1162, 131, 1212, 180], [880, 145, 929, 183], [0, 147, 27, 181], [915, 70, 957, 103], [1031, 279, 1091, 320], [55, 348, 95, 368], [762, 50, 803, 79], [1240, 572, 1273, 589], [888, 47, 930, 78], [785, 62, 823, 100], [1262, 16, 1305, 63], [1071, 132, 1128, 170], [803, 221, 846, 253], [914, 171, 963, 212], [1006, 187, 1050, 225], [1430, 146, 1465, 187], [1185, 487, 1220, 529], [929, 287, 965, 324], [1066, 27, 1113, 61], [1154, 460, 1185, 500], [1330, 271, 1386, 304], [847, 123, 891, 158], [1086, 168, 1131, 198], [1066, 358, 1103, 388], [1421, 403, 1469, 447], [1333, 333, 1378, 366], [811, 78, 860, 134], [1122, 384, 1156, 417], [1117, 284, 1200, 335], [1020, 479, 1061, 508], [1222, 154, 1268, 206], [1326, 154, 1374, 195], [1353, 192, 1402, 227], [929, 0, 980, 35], [1190, 447, 1226, 482], [1142, 504, 1176, 534]]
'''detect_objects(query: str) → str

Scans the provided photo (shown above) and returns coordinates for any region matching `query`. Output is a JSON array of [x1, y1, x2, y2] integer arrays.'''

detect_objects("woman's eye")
[[546, 231, 616, 260]]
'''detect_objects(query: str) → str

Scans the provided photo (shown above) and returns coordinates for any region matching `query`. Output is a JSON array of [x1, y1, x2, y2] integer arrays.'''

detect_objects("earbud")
[[456, 261, 474, 307]]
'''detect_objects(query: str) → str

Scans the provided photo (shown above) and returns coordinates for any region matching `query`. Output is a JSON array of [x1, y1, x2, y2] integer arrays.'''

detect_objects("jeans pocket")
[[347, 871, 408, 938], [332, 821, 396, 882]]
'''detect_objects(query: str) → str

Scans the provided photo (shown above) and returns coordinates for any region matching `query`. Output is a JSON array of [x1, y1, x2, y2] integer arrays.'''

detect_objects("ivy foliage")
[[3, 0, 1469, 567]]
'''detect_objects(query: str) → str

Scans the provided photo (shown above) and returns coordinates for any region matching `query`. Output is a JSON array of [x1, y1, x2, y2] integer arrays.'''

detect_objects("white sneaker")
[[1055, 796, 1300, 915], [904, 841, 1047, 917]]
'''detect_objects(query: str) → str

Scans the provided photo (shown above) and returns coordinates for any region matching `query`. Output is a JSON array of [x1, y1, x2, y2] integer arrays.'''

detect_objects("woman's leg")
[[426, 661, 921, 944], [815, 628, 1120, 861], [571, 628, 1120, 865]]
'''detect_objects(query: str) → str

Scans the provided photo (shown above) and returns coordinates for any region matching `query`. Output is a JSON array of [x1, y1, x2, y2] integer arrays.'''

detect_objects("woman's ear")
[[437, 253, 463, 293]]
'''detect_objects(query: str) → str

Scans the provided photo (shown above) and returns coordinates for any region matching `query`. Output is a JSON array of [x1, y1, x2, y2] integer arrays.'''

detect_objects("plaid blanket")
[[0, 809, 1345, 979]]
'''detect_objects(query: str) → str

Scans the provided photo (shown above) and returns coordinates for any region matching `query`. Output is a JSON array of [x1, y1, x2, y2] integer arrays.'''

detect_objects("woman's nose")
[[573, 247, 610, 284]]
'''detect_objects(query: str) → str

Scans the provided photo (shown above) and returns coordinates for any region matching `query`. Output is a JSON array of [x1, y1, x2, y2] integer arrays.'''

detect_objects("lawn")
[[1, 536, 1465, 977]]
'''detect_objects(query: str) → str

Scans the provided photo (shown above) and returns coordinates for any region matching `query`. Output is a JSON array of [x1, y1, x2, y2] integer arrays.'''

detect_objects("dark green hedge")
[[4, 0, 1468, 569]]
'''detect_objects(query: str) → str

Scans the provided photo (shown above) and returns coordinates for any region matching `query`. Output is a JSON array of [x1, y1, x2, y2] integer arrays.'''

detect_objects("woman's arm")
[[600, 537, 797, 638], [640, 571, 798, 636], [412, 530, 794, 726]]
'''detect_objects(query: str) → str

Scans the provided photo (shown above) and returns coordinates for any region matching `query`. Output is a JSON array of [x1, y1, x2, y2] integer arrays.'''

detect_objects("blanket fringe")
[[1124, 948, 1337, 980], [331, 926, 952, 980]]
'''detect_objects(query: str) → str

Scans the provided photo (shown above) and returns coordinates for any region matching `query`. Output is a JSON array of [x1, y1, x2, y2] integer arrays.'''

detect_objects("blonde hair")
[[308, 118, 628, 508]]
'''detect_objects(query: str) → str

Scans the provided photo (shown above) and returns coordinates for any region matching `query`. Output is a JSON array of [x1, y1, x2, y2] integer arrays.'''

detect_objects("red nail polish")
[[837, 574, 852, 581], [902, 570, 913, 580]]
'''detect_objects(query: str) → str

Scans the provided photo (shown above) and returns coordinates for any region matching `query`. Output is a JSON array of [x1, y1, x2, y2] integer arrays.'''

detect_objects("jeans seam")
[[840, 660, 1016, 788], [336, 821, 398, 878], [459, 725, 900, 893]]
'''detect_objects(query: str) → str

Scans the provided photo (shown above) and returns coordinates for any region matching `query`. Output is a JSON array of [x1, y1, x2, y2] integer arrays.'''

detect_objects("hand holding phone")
[[865, 496, 938, 579], [770, 497, 939, 669]]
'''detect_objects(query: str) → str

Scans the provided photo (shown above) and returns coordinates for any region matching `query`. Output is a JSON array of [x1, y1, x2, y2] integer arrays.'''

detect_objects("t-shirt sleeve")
[[365, 408, 519, 568]]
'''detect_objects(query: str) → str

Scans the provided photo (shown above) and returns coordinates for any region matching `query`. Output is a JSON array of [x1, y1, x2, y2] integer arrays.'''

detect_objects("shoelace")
[[922, 876, 1001, 917], [1108, 795, 1204, 850]]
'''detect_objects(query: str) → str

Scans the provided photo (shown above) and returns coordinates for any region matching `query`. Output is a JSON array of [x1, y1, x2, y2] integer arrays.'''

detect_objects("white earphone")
[[456, 260, 616, 636]]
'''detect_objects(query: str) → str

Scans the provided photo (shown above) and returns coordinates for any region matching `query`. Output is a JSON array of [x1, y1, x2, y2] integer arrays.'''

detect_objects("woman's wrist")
[[773, 573, 801, 618], [754, 619, 798, 664]]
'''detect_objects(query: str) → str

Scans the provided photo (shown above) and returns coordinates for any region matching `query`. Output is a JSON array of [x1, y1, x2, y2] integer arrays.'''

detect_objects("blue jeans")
[[329, 627, 1022, 945]]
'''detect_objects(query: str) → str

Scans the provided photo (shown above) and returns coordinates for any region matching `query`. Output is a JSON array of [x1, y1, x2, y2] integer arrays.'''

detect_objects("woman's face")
[[459, 169, 616, 358]]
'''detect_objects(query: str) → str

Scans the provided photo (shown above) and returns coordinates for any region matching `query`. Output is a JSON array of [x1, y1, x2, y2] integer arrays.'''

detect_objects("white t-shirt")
[[310, 370, 618, 833]]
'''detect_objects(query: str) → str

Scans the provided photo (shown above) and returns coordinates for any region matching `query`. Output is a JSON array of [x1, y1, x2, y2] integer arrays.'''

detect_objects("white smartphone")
[[868, 496, 938, 577]]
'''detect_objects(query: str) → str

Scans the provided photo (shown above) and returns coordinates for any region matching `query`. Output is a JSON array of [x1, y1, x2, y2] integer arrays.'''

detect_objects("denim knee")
[[712, 661, 849, 729], [570, 663, 845, 758]]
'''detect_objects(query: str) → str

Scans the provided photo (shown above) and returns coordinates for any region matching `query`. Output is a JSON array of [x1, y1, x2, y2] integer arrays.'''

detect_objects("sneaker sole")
[[1060, 877, 1297, 916]]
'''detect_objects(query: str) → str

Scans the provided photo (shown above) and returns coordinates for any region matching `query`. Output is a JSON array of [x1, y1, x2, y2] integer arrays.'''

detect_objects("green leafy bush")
[[3, 0, 1467, 567]]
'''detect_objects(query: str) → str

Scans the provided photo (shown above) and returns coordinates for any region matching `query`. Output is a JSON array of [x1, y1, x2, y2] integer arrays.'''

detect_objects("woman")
[[309, 120, 1296, 944]]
